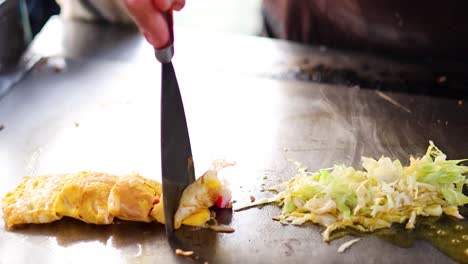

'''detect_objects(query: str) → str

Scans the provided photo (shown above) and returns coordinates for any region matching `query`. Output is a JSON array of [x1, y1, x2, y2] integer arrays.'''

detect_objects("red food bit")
[[215, 188, 232, 208], [215, 196, 224, 208], [153, 198, 160, 205]]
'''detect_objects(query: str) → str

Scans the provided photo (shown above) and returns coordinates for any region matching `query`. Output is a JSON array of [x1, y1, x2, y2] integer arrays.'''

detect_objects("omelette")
[[2, 161, 234, 229]]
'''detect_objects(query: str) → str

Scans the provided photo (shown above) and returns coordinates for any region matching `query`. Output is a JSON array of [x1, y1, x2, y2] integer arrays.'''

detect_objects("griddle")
[[0, 17, 467, 264]]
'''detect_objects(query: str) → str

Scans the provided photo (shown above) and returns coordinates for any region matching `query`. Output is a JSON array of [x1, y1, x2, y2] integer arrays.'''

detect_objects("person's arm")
[[56, 0, 133, 24]]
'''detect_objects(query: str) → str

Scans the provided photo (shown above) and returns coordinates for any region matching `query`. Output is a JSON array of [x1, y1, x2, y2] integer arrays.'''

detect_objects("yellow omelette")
[[2, 162, 233, 229]]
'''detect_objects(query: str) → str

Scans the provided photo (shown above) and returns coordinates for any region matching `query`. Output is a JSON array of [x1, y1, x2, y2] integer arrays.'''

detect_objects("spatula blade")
[[160, 62, 195, 235]]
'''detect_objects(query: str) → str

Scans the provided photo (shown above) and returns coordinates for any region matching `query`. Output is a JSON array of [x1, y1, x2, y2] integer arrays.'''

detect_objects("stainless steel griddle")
[[0, 17, 467, 264]]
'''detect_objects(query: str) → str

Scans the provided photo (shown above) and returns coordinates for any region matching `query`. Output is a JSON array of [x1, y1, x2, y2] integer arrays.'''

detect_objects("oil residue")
[[330, 207, 468, 263]]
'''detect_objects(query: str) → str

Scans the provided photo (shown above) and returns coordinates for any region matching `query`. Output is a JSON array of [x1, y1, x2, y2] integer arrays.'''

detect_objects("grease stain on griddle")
[[330, 207, 468, 263], [283, 238, 301, 257], [273, 62, 468, 99]]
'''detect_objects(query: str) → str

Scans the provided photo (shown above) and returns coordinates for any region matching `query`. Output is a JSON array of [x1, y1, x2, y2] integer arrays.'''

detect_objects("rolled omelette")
[[2, 162, 233, 229]]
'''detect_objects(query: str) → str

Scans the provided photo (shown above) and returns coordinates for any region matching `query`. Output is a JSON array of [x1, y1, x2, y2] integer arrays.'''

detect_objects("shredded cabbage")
[[240, 142, 468, 241]]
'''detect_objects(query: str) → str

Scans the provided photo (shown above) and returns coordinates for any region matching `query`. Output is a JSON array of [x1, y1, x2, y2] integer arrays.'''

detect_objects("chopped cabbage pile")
[[242, 142, 468, 241]]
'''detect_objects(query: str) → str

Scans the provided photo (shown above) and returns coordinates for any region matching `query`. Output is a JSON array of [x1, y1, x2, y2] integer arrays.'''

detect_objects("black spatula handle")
[[155, 10, 174, 63]]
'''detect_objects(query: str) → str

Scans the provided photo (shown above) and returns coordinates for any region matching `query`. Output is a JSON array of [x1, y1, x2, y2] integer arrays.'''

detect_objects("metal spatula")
[[156, 10, 195, 238]]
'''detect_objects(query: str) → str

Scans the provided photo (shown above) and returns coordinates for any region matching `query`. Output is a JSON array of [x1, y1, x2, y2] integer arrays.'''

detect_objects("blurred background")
[[174, 0, 262, 36], [3, 0, 467, 98], [23, 0, 468, 60], [26, 0, 263, 37]]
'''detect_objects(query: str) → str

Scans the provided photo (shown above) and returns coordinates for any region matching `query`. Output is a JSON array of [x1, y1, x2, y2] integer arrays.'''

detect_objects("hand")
[[125, 0, 185, 49]]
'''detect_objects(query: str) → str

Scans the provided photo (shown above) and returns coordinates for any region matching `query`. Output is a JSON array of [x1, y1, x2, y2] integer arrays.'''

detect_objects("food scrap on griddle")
[[175, 248, 194, 257]]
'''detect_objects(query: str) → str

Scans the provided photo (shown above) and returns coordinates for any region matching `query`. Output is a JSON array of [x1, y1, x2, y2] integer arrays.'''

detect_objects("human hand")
[[125, 0, 185, 49]]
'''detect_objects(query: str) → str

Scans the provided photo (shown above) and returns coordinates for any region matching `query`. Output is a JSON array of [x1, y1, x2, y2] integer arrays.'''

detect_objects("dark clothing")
[[26, 0, 59, 36], [262, 0, 468, 58]]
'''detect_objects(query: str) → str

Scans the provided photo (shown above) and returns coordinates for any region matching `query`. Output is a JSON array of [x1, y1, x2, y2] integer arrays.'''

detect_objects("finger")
[[152, 0, 173, 11], [141, 13, 170, 48], [172, 0, 185, 11], [125, 0, 170, 48]]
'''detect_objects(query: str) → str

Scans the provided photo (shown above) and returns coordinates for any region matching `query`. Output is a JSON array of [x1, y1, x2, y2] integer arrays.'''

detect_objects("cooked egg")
[[2, 162, 233, 230]]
